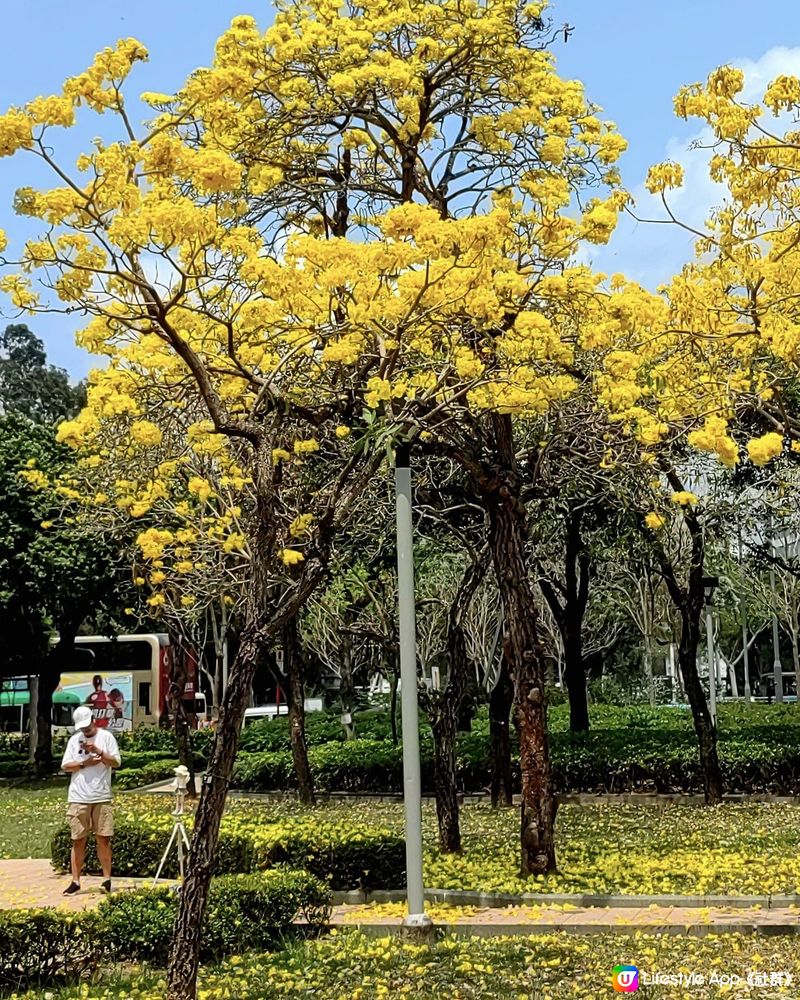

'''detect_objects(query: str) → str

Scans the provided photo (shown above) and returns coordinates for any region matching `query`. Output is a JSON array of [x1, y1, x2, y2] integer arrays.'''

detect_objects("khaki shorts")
[[67, 802, 114, 840]]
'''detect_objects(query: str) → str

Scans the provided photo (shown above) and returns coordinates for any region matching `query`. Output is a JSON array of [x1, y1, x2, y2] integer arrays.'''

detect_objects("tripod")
[[153, 786, 191, 885]]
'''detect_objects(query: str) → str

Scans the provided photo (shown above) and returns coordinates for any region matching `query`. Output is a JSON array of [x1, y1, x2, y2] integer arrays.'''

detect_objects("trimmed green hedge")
[[229, 722, 800, 796], [251, 818, 406, 889], [51, 819, 255, 879], [50, 816, 406, 890], [103, 869, 331, 965], [0, 870, 330, 992], [0, 908, 100, 993]]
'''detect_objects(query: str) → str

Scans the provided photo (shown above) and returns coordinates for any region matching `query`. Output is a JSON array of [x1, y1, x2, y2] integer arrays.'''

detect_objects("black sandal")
[[62, 881, 81, 895], [101, 879, 112, 893]]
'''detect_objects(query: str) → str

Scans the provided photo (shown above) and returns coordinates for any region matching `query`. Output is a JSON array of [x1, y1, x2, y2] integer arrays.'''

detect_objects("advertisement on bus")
[[56, 672, 133, 733]]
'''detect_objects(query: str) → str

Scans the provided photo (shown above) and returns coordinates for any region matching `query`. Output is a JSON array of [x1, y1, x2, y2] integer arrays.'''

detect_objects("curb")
[[338, 921, 800, 938], [214, 789, 800, 806], [331, 888, 800, 910]]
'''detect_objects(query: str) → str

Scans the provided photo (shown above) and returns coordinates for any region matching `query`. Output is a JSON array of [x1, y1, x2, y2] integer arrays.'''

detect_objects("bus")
[[52, 633, 207, 733], [0, 684, 82, 733]]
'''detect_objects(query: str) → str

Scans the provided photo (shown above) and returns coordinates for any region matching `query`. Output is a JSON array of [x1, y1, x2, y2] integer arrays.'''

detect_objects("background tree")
[[0, 324, 84, 424]]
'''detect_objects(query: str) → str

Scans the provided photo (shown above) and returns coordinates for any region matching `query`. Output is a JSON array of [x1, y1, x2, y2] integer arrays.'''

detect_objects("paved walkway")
[[0, 859, 175, 911], [330, 901, 800, 936], [2, 860, 800, 935]]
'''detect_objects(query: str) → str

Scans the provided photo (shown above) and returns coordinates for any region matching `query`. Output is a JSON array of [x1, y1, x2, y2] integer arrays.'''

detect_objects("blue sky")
[[1, 0, 799, 377]]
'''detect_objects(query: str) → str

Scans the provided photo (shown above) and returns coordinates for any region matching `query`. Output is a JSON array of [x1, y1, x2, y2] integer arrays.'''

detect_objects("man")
[[60, 704, 121, 895], [86, 674, 110, 728]]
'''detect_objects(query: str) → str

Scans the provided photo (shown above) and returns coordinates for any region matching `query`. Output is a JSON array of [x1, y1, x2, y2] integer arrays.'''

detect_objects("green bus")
[[0, 685, 81, 733]]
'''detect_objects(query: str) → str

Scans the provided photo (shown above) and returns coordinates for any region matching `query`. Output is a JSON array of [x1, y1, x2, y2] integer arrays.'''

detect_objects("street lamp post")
[[394, 443, 432, 931], [703, 576, 719, 727]]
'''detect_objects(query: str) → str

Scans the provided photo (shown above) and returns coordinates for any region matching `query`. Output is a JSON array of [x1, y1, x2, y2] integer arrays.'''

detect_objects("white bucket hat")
[[72, 706, 93, 729]]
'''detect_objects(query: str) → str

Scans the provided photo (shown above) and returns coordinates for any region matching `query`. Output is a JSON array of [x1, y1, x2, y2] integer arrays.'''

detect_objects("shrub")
[[233, 749, 294, 790], [51, 819, 255, 879], [120, 725, 214, 758], [0, 759, 33, 780], [229, 706, 800, 797], [251, 819, 406, 890], [115, 759, 180, 790], [50, 814, 404, 890], [0, 908, 99, 993], [101, 869, 331, 965]]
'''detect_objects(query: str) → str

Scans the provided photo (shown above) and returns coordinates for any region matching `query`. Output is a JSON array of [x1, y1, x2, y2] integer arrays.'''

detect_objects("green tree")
[[0, 324, 84, 424]]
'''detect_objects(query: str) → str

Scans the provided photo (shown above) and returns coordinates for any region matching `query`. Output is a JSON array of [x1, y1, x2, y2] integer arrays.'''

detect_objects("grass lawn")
[[219, 796, 800, 896], [7, 780, 800, 896], [0, 780, 67, 859], [15, 930, 800, 998]]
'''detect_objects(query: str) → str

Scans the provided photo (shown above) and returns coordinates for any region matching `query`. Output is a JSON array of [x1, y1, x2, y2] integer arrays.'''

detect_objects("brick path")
[[1, 859, 799, 935], [0, 859, 174, 911]]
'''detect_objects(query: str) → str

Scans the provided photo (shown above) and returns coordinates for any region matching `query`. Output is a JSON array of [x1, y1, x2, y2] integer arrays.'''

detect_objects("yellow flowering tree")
[[0, 2, 671, 992]]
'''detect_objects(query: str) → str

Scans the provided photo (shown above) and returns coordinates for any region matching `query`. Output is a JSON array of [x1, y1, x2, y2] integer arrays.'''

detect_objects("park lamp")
[[703, 576, 719, 607]]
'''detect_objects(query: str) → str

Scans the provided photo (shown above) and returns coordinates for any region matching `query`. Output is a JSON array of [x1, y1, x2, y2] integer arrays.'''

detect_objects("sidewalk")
[[330, 901, 800, 936], [1, 860, 800, 935], [0, 859, 174, 911]]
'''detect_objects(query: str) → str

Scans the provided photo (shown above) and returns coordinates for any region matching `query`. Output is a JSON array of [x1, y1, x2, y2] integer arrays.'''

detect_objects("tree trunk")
[[389, 660, 399, 745], [562, 627, 589, 732], [430, 702, 460, 852], [27, 675, 38, 767], [36, 630, 75, 776], [791, 600, 800, 700], [426, 556, 485, 854], [339, 634, 356, 740], [167, 635, 197, 798], [489, 656, 514, 807], [483, 414, 556, 876], [676, 607, 723, 804], [167, 626, 263, 1000], [654, 486, 723, 806], [283, 616, 315, 806], [538, 508, 590, 732], [643, 634, 656, 707]]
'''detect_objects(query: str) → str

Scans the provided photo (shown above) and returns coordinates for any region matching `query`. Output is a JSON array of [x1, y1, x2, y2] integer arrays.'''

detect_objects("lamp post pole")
[[394, 443, 431, 930]]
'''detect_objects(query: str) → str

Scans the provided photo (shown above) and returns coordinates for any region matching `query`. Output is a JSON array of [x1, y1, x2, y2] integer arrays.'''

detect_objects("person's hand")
[[85, 753, 103, 766], [83, 739, 98, 754]]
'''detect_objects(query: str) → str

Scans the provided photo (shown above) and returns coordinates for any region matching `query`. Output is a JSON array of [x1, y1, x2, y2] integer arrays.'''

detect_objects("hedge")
[[0, 870, 329, 993], [51, 819, 255, 879], [229, 725, 800, 796], [0, 908, 100, 994], [102, 869, 331, 965], [115, 759, 182, 790], [51, 816, 406, 890]]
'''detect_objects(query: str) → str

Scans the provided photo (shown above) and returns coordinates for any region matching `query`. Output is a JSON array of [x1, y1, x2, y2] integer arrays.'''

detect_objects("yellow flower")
[[747, 432, 783, 467], [335, 425, 351, 438], [645, 512, 665, 530], [293, 438, 320, 455], [129, 420, 163, 447], [671, 491, 698, 507], [281, 548, 305, 566], [289, 513, 314, 537]]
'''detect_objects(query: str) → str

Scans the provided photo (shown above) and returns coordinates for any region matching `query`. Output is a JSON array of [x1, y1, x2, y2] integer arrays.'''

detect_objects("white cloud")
[[587, 46, 800, 290]]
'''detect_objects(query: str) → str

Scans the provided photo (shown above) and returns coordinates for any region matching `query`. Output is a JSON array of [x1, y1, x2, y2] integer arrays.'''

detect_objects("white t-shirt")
[[61, 728, 121, 804]]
